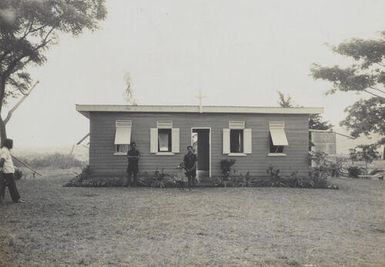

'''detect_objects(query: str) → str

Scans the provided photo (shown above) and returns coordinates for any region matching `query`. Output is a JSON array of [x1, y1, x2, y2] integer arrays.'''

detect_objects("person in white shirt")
[[0, 139, 23, 203]]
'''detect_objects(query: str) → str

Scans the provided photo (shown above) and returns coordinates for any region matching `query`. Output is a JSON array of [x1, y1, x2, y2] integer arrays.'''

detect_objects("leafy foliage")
[[0, 0, 107, 143], [264, 165, 337, 189], [341, 97, 385, 138], [347, 166, 363, 178], [220, 159, 236, 179], [277, 91, 332, 130], [277, 91, 293, 108], [311, 31, 385, 137], [16, 153, 83, 169], [309, 114, 333, 130], [349, 144, 380, 174]]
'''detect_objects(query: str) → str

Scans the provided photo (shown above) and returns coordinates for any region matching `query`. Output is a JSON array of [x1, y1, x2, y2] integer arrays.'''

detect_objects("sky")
[[4, 0, 385, 150]]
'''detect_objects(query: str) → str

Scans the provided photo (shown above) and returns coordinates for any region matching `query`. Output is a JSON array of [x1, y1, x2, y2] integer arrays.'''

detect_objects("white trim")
[[268, 153, 287, 157], [191, 127, 211, 178], [309, 129, 333, 132], [228, 153, 247, 157], [157, 120, 173, 129], [76, 104, 323, 118], [155, 152, 175, 156], [113, 152, 127, 156], [229, 121, 245, 129], [269, 121, 285, 129], [116, 120, 132, 127]]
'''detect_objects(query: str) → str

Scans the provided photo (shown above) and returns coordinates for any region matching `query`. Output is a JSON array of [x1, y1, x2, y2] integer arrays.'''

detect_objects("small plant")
[[220, 159, 236, 179], [347, 166, 363, 178], [309, 151, 329, 167], [266, 165, 286, 187], [78, 165, 93, 182]]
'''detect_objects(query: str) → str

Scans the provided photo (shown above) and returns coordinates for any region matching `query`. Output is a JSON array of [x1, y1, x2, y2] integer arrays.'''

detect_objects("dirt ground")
[[1, 171, 385, 267]]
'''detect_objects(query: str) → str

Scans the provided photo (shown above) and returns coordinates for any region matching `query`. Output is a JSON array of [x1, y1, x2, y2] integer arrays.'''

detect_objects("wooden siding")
[[89, 112, 310, 177]]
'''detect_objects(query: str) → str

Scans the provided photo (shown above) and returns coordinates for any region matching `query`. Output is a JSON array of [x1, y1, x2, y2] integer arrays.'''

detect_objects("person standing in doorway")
[[183, 145, 197, 189], [126, 142, 140, 186], [0, 139, 24, 203]]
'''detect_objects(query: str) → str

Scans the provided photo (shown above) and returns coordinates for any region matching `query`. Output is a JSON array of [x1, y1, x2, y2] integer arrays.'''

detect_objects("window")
[[150, 121, 180, 154], [269, 134, 284, 153], [223, 121, 252, 155], [268, 121, 288, 155], [114, 120, 132, 154], [116, 144, 129, 153], [230, 129, 243, 153], [158, 129, 172, 152]]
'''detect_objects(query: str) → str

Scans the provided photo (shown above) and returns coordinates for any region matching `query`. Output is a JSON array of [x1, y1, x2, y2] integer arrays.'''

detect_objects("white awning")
[[269, 127, 288, 146], [114, 126, 131, 145]]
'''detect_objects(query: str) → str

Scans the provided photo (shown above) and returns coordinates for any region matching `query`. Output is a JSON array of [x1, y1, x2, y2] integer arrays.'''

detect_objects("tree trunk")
[[0, 77, 6, 146], [365, 160, 368, 175], [0, 117, 6, 146]]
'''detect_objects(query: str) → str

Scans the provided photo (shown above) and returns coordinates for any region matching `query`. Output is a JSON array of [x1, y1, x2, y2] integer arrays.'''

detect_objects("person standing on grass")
[[183, 145, 197, 189], [126, 142, 140, 186], [0, 139, 24, 203]]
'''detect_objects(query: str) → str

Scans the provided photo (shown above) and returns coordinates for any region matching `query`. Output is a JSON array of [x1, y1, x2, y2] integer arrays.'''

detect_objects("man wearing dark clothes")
[[0, 139, 24, 203], [126, 142, 140, 186], [183, 145, 197, 189]]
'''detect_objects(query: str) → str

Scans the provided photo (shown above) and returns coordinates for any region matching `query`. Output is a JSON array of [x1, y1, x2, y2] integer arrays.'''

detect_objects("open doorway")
[[191, 128, 211, 178]]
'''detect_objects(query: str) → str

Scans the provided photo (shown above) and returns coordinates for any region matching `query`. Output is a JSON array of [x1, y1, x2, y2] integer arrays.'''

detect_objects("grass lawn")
[[1, 170, 385, 267]]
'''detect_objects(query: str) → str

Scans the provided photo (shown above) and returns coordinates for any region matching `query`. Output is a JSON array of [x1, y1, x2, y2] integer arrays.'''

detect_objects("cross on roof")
[[195, 90, 206, 113]]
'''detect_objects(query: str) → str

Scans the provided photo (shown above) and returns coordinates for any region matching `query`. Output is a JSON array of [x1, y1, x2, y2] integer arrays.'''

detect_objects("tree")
[[277, 91, 293, 108], [311, 31, 385, 138], [0, 0, 107, 144], [349, 144, 380, 174], [277, 91, 332, 130], [123, 72, 137, 105]]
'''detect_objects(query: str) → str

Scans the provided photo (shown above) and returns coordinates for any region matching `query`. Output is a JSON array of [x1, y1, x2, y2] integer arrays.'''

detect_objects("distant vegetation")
[[15, 153, 85, 169]]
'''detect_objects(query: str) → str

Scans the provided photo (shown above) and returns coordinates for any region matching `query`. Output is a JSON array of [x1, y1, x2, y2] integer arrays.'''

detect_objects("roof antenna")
[[195, 90, 206, 113]]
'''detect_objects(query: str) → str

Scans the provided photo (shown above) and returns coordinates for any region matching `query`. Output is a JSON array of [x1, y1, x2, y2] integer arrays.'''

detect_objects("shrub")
[[263, 165, 338, 189], [64, 176, 126, 187], [64, 165, 95, 187], [347, 166, 362, 178], [220, 159, 236, 179], [78, 165, 93, 182], [64, 168, 179, 188], [17, 153, 84, 169], [349, 144, 380, 174]]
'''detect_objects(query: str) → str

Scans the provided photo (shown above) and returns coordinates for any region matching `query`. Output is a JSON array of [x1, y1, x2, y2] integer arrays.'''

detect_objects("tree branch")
[[4, 80, 39, 125], [2, 27, 55, 80], [7, 77, 29, 95], [364, 89, 385, 99], [22, 18, 35, 38], [0, 22, 50, 63], [369, 86, 385, 94]]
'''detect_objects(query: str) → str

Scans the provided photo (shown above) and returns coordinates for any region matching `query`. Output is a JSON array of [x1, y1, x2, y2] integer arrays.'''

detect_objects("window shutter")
[[150, 128, 158, 153], [244, 128, 252, 154], [172, 128, 180, 153], [223, 128, 230, 154]]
